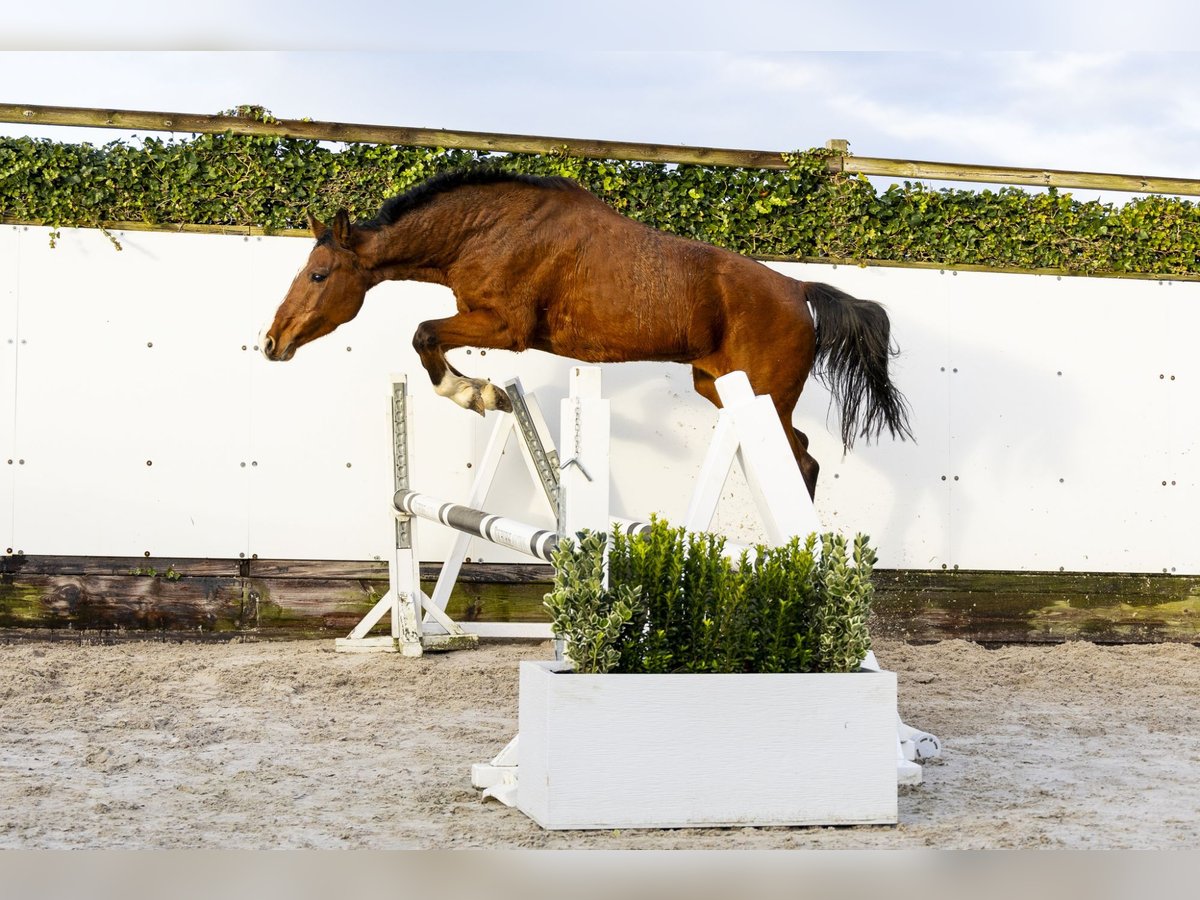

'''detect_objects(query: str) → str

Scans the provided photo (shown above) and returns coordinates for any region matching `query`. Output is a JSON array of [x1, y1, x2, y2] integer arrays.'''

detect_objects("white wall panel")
[[1163, 285, 1200, 574], [780, 263, 955, 571], [941, 273, 1172, 572], [2, 225, 1195, 573], [11, 228, 256, 557], [0, 226, 18, 552]]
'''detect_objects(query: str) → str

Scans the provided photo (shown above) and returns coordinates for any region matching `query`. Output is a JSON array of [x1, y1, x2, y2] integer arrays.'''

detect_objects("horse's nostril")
[[263, 335, 276, 355]]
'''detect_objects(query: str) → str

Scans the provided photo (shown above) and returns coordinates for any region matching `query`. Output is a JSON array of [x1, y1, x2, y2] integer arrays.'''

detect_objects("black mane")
[[362, 169, 579, 230]]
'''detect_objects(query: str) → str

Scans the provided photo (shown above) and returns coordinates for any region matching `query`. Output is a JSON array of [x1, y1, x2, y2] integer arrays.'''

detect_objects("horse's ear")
[[307, 213, 329, 240], [332, 209, 353, 248]]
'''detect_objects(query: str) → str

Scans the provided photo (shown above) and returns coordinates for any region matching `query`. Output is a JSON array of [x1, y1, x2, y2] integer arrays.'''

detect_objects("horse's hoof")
[[492, 386, 513, 413]]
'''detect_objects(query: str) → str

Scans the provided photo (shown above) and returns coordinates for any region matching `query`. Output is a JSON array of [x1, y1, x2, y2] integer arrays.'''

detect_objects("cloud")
[[713, 51, 1200, 178], [3, 49, 1198, 186]]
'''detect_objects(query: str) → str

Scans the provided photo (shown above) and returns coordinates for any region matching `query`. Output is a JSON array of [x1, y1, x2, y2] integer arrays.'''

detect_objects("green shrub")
[[543, 530, 637, 674], [2, 119, 1197, 277], [544, 518, 877, 675]]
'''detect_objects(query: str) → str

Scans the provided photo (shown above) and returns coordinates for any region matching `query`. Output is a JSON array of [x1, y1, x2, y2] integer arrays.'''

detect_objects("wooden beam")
[[870, 569, 1200, 644], [3, 102, 1199, 195], [2, 556, 1197, 643], [832, 155, 1200, 197], [0, 103, 787, 170]]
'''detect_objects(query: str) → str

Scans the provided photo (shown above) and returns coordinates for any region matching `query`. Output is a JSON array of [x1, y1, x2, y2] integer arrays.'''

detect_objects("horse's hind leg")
[[788, 420, 820, 500], [412, 311, 515, 415]]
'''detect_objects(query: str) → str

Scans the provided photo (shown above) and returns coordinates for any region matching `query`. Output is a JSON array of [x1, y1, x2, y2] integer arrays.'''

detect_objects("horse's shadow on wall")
[[440, 275, 1162, 572], [808, 283, 1158, 573]]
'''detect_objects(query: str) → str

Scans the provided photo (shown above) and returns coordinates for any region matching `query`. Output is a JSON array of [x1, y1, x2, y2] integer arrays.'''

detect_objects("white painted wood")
[[517, 660, 898, 829], [716, 371, 822, 543], [558, 367, 610, 539], [333, 635, 396, 653], [346, 591, 393, 641], [683, 412, 739, 532], [451, 621, 552, 639]]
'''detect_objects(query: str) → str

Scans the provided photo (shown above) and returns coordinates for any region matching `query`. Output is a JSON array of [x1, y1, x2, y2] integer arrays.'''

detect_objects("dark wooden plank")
[[443, 581, 551, 624], [421, 562, 554, 584], [2, 558, 1197, 642], [246, 576, 389, 635], [1, 554, 241, 577], [0, 574, 246, 631], [245, 559, 553, 582], [875, 568, 1200, 602], [247, 559, 387, 579], [871, 569, 1200, 644]]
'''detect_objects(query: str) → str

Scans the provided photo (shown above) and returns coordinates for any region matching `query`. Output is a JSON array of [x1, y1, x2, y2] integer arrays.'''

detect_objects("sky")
[[3, 2, 1200, 193]]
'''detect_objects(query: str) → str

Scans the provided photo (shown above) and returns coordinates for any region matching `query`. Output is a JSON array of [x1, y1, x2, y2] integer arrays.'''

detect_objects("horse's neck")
[[362, 195, 491, 286]]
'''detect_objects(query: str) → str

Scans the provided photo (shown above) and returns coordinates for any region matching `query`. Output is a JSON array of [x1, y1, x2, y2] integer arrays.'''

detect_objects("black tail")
[[805, 282, 913, 451]]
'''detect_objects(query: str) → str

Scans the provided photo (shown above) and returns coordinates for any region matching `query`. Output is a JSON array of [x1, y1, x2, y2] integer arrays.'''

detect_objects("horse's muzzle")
[[260, 334, 296, 362]]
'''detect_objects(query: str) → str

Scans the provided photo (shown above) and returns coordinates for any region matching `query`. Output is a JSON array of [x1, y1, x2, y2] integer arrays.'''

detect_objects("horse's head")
[[261, 210, 372, 361]]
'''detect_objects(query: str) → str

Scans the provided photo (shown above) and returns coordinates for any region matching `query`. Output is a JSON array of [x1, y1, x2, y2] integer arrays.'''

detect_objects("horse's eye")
[[311, 272, 327, 283]]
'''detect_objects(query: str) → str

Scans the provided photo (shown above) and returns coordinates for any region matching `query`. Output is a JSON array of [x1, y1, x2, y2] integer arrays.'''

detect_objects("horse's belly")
[[540, 299, 710, 363]]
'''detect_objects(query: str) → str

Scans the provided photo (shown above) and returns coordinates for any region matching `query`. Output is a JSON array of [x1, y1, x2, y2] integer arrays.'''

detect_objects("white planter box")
[[517, 660, 898, 830]]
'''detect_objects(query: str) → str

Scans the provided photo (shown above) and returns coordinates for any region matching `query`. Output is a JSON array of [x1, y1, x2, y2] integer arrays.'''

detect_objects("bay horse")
[[262, 169, 911, 498]]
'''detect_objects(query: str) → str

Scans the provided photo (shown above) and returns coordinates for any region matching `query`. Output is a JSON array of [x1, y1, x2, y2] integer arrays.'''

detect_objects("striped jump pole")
[[393, 490, 561, 563]]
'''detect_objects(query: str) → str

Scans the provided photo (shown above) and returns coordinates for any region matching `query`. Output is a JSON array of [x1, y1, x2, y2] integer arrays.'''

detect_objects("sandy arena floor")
[[1, 636, 1198, 849]]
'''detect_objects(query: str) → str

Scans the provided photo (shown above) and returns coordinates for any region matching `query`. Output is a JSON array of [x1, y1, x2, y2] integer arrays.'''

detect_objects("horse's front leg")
[[412, 311, 516, 415]]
